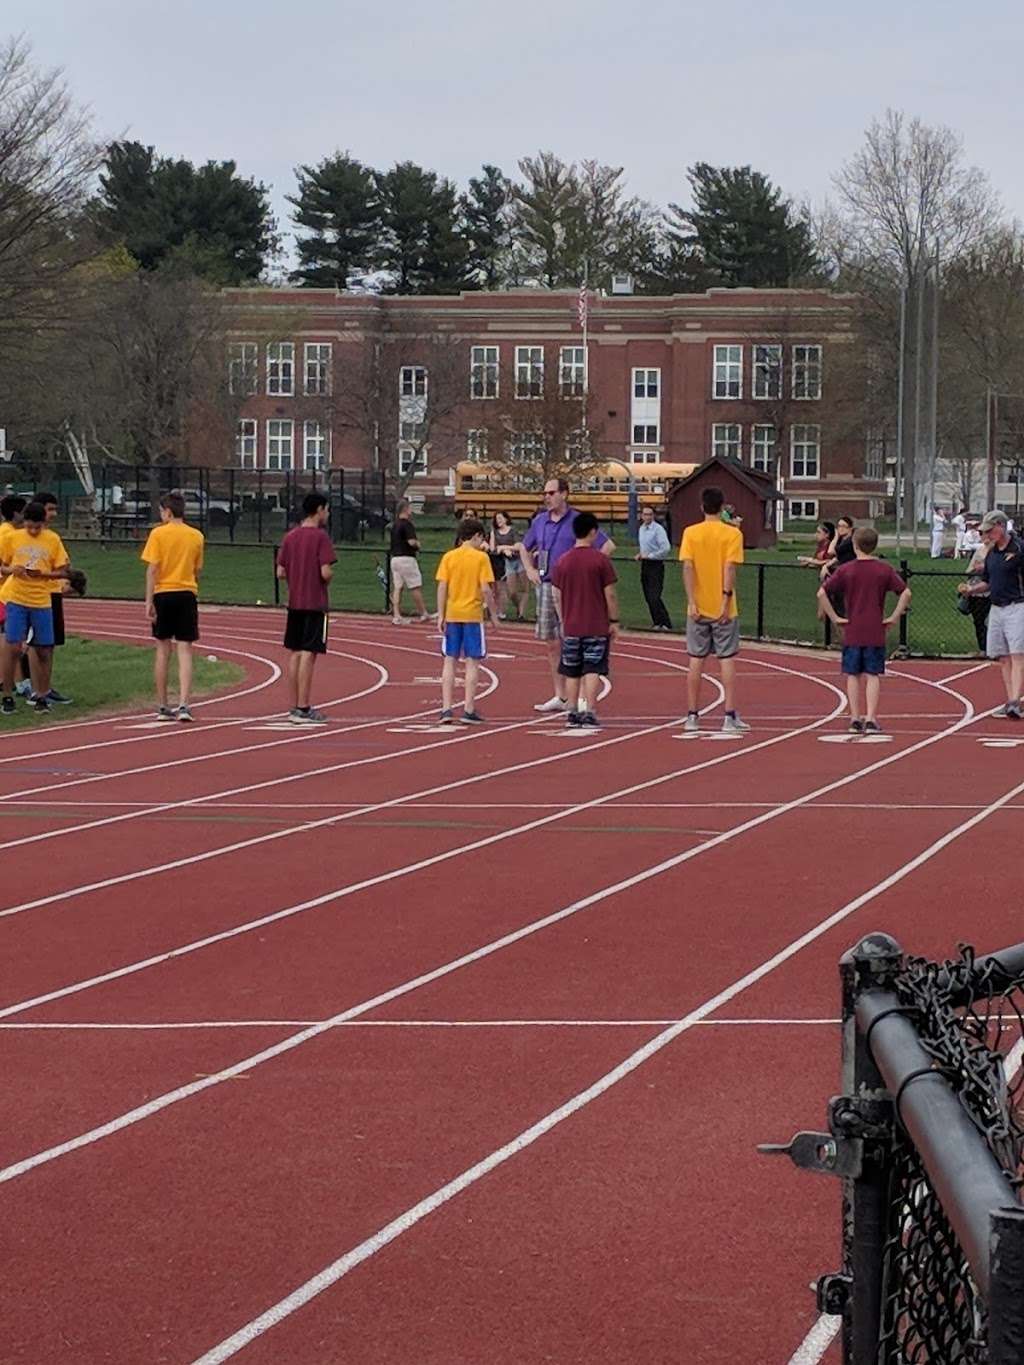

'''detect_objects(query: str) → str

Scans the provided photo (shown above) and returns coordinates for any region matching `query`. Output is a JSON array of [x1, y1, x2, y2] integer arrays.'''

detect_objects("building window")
[[399, 419, 426, 444], [267, 342, 294, 397], [560, 346, 586, 397], [266, 419, 293, 470], [398, 447, 427, 477], [304, 420, 328, 470], [515, 346, 544, 398], [509, 431, 546, 462], [865, 432, 885, 481], [752, 345, 782, 400], [712, 423, 741, 460], [304, 343, 332, 396], [466, 429, 488, 462], [470, 345, 498, 399], [632, 422, 659, 445], [236, 418, 258, 469], [792, 345, 822, 400], [713, 345, 742, 399], [633, 368, 659, 398], [790, 424, 821, 478], [751, 424, 776, 473], [631, 450, 659, 464], [788, 498, 819, 520], [228, 342, 258, 396], [400, 366, 427, 397]]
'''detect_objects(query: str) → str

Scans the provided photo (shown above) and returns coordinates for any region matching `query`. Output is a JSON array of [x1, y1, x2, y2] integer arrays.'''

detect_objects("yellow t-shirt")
[[141, 521, 205, 594], [0, 523, 16, 603], [435, 543, 494, 622], [679, 519, 744, 620], [0, 527, 69, 608]]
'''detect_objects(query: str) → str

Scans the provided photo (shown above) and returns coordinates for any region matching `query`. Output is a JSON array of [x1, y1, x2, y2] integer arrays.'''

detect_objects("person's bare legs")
[[153, 639, 172, 707], [287, 651, 301, 709], [295, 652, 316, 709], [719, 655, 737, 712], [411, 586, 430, 619], [463, 657, 480, 711], [1001, 654, 1024, 704], [175, 641, 193, 706], [864, 674, 881, 724], [390, 580, 404, 623], [845, 674, 861, 720], [687, 656, 705, 712], [547, 638, 565, 700], [1, 638, 17, 697], [563, 674, 580, 711], [28, 645, 53, 698], [582, 672, 600, 713], [441, 654, 457, 711]]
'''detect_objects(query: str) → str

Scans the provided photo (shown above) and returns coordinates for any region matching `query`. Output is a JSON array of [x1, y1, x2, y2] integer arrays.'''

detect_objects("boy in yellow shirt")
[[140, 493, 205, 722], [680, 485, 749, 733], [435, 518, 498, 724], [0, 501, 72, 714]]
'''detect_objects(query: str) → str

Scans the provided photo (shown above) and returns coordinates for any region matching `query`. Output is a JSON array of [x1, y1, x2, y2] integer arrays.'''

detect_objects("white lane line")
[[3, 799, 1020, 814], [937, 661, 990, 686], [188, 763, 1024, 1364], [0, 1017, 841, 1031], [2, 671, 979, 1175]]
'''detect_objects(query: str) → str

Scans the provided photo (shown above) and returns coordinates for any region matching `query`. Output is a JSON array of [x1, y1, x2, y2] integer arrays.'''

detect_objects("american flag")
[[577, 282, 588, 330]]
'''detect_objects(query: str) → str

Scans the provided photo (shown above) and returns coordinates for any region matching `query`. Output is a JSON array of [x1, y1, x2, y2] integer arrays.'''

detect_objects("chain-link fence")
[[0, 462, 389, 544]]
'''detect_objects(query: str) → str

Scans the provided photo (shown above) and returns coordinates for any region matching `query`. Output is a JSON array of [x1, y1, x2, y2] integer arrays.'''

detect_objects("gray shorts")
[[535, 582, 560, 641], [987, 601, 1024, 658], [686, 616, 741, 659]]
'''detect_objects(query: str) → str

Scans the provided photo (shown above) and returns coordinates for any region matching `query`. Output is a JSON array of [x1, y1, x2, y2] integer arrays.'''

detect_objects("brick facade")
[[224, 286, 885, 524]]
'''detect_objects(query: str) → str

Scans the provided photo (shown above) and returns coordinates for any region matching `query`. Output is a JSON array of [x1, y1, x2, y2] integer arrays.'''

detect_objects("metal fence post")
[[229, 467, 236, 544], [383, 551, 391, 614], [257, 470, 264, 543], [756, 563, 766, 639], [837, 934, 903, 1364], [900, 560, 910, 653]]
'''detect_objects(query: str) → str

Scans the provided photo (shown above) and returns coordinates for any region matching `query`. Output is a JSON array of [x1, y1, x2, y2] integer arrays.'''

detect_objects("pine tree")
[[374, 162, 470, 294], [463, 164, 510, 288], [288, 153, 380, 288], [668, 164, 821, 289]]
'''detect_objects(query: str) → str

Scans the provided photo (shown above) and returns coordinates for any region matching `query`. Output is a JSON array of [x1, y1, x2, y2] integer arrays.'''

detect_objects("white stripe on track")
[[188, 763, 1024, 1364], [0, 1016, 840, 1031]]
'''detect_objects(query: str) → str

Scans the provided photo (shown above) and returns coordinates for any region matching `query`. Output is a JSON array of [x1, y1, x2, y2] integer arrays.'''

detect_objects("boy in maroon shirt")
[[549, 512, 619, 728], [817, 526, 911, 734], [275, 492, 337, 724]]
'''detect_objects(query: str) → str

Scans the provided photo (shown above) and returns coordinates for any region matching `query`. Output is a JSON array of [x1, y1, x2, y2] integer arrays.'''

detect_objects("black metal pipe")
[[857, 988, 1021, 1298], [937, 940, 1024, 1008]]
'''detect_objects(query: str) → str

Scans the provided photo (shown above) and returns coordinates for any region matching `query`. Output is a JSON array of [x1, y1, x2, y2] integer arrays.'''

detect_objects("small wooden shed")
[[666, 456, 780, 550]]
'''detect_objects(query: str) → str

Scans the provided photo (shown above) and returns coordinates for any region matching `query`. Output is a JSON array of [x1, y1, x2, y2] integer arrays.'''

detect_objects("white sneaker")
[[391, 617, 408, 626], [722, 714, 750, 732], [682, 712, 700, 733], [534, 695, 568, 713]]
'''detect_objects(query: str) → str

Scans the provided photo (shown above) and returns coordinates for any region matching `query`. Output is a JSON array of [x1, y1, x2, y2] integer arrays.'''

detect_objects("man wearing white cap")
[[958, 510, 1024, 719]]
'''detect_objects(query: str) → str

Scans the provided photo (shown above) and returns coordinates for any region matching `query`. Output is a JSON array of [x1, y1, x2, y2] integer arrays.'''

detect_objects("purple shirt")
[[522, 506, 609, 581], [277, 525, 337, 611]]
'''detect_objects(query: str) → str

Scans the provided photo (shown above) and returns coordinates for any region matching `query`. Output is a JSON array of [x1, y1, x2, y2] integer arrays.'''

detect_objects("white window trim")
[[711, 423, 742, 460], [470, 346, 499, 400], [266, 342, 294, 397], [789, 425, 821, 480], [236, 418, 258, 469], [398, 445, 428, 477], [788, 498, 819, 520], [303, 343, 332, 397], [752, 345, 782, 400], [632, 367, 660, 399], [229, 342, 258, 396], [751, 424, 776, 473], [399, 366, 428, 398], [559, 345, 586, 397], [631, 422, 660, 446], [514, 346, 544, 399], [792, 344, 823, 401], [713, 345, 742, 400], [265, 418, 294, 471], [303, 419, 330, 471]]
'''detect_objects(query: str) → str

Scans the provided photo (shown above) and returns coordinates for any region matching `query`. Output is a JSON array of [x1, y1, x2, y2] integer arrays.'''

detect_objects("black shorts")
[[51, 593, 65, 647], [284, 608, 328, 655], [558, 634, 611, 678], [152, 591, 199, 642]]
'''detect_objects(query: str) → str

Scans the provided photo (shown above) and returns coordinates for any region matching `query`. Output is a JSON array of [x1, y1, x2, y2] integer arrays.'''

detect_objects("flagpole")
[[581, 261, 589, 434]]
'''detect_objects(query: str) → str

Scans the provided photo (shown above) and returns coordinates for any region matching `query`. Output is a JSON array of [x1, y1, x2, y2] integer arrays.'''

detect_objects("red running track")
[[0, 600, 1018, 1364]]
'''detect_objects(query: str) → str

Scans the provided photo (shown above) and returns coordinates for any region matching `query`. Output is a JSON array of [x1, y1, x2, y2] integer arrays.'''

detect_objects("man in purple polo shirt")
[[276, 491, 337, 725], [520, 475, 615, 713]]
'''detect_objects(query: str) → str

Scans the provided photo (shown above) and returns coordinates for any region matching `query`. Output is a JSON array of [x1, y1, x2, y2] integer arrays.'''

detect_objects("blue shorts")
[[4, 603, 54, 647], [441, 621, 486, 660], [841, 645, 886, 676]]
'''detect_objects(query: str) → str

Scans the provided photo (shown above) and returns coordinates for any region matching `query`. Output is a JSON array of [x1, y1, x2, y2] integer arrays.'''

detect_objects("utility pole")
[[895, 280, 907, 552], [927, 241, 940, 518], [986, 385, 997, 508], [911, 227, 925, 550]]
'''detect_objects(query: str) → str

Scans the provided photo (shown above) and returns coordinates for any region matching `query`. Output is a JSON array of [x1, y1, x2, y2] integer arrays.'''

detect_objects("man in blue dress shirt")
[[635, 505, 673, 630]]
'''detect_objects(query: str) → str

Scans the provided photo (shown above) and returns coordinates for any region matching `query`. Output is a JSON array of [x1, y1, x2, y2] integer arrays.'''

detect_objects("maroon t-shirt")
[[277, 525, 337, 612], [826, 558, 906, 647], [549, 546, 617, 637]]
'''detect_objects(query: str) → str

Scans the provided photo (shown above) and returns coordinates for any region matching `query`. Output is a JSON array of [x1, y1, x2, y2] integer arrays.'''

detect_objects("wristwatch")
[[722, 590, 734, 597]]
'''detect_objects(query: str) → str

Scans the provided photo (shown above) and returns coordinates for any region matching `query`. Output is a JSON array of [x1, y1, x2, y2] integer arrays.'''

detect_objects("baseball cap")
[[980, 510, 1008, 531]]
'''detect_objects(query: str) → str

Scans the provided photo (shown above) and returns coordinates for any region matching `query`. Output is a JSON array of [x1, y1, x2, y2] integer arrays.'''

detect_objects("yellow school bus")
[[452, 460, 697, 521]]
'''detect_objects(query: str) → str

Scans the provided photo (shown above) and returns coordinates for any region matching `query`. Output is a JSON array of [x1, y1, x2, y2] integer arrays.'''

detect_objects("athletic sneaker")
[[849, 718, 865, 733], [44, 688, 72, 705], [863, 720, 883, 734], [566, 710, 583, 728], [14, 679, 31, 698], [581, 712, 600, 728], [534, 695, 568, 713], [460, 710, 485, 724], [721, 713, 750, 733], [1, 696, 15, 716], [439, 709, 454, 724], [32, 696, 50, 714], [289, 707, 326, 725], [1004, 703, 1023, 721], [156, 705, 176, 722], [391, 617, 408, 626], [418, 612, 438, 622], [176, 705, 194, 723], [682, 711, 700, 733]]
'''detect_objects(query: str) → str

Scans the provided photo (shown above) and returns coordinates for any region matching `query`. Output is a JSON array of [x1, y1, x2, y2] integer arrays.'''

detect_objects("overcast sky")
[[10, 0, 1024, 265]]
